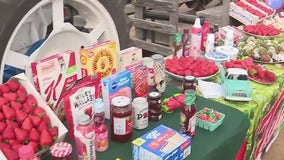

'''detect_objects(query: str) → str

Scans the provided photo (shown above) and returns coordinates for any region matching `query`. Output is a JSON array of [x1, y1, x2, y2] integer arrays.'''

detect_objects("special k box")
[[31, 50, 80, 120], [102, 70, 132, 119], [132, 125, 192, 160], [80, 40, 118, 79]]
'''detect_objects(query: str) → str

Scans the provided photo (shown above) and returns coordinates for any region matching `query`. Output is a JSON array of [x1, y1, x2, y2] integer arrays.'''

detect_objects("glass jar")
[[183, 76, 196, 91], [148, 92, 162, 121], [151, 54, 166, 94], [50, 142, 73, 160], [111, 96, 133, 143]]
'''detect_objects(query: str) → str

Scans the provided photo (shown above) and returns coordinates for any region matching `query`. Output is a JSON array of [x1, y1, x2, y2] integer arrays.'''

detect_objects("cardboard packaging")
[[132, 124, 192, 160], [31, 50, 80, 120], [80, 40, 118, 79], [101, 70, 132, 119]]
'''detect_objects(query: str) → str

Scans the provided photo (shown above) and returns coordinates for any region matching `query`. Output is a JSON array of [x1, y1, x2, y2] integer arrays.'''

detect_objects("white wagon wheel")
[[0, 0, 131, 83]]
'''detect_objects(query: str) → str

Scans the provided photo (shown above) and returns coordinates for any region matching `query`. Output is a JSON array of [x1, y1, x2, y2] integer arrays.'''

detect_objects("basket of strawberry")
[[0, 74, 68, 160], [196, 107, 225, 132]]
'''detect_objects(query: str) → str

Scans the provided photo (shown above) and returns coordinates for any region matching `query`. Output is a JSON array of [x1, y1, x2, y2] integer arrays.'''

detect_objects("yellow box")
[[80, 40, 118, 79]]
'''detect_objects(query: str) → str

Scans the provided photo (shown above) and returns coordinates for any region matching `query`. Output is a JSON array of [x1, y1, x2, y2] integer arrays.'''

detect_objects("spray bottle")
[[189, 18, 202, 57]]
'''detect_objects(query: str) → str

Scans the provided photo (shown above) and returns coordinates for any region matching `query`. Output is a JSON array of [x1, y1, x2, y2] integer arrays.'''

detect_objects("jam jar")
[[50, 142, 73, 160], [111, 96, 133, 143], [148, 92, 162, 121], [183, 76, 196, 91]]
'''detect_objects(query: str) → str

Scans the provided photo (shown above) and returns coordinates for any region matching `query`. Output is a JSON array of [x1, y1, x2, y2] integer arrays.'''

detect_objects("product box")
[[102, 70, 132, 119], [0, 73, 68, 160], [119, 47, 143, 71], [80, 40, 118, 79], [132, 124, 192, 160], [31, 50, 80, 120]]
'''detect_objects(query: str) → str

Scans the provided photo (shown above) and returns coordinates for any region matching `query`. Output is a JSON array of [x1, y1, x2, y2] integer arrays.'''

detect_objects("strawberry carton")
[[0, 73, 68, 160]]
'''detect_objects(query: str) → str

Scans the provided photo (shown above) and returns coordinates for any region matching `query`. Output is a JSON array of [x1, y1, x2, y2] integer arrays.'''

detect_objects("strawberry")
[[29, 115, 41, 126], [29, 128, 40, 142], [0, 97, 9, 107], [0, 112, 4, 121], [11, 144, 24, 151], [0, 142, 11, 150], [265, 70, 276, 82], [23, 102, 33, 113], [18, 85, 27, 94], [10, 101, 23, 110], [49, 126, 59, 140], [21, 117, 33, 131], [14, 128, 28, 143], [248, 67, 257, 77], [42, 114, 51, 124], [40, 129, 53, 147], [27, 141, 39, 153], [2, 105, 16, 120], [6, 120, 19, 128], [8, 139, 19, 146], [6, 79, 19, 92], [0, 84, 10, 93], [2, 125, 15, 140], [26, 94, 37, 108], [0, 121, 7, 133], [1, 147, 19, 160], [256, 68, 265, 79], [16, 90, 27, 103], [3, 92, 18, 102], [33, 106, 46, 118], [15, 109, 28, 124], [37, 120, 48, 133]]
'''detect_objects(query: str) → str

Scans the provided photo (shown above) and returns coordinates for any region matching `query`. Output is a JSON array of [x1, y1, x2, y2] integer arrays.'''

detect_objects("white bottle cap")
[[193, 18, 201, 28]]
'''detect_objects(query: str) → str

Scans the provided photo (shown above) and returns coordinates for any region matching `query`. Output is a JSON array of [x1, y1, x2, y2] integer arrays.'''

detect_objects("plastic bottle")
[[205, 33, 215, 53], [92, 98, 109, 152], [201, 20, 210, 52], [18, 145, 40, 160], [174, 33, 183, 58], [189, 18, 202, 57], [182, 29, 190, 57], [74, 114, 96, 160], [224, 29, 234, 47]]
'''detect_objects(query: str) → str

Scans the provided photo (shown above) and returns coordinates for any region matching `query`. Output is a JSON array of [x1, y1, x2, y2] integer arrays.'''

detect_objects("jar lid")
[[111, 96, 131, 108], [148, 92, 161, 98], [133, 97, 147, 104], [50, 142, 72, 157], [184, 76, 196, 82], [77, 114, 90, 125], [151, 54, 164, 60], [93, 98, 104, 113], [135, 64, 147, 70], [18, 145, 34, 159]]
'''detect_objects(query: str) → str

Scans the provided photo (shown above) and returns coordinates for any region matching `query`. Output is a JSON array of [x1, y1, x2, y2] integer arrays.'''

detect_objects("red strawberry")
[[29, 115, 41, 126], [2, 105, 16, 120], [6, 120, 19, 128], [0, 121, 7, 133], [26, 94, 37, 108], [10, 101, 23, 110], [8, 139, 19, 146], [2, 125, 15, 140], [49, 126, 59, 140], [40, 129, 53, 147], [21, 117, 33, 131], [16, 90, 27, 103], [37, 120, 48, 133], [11, 144, 24, 151], [42, 114, 51, 124], [248, 67, 257, 77], [18, 85, 27, 94], [0, 97, 9, 107], [1, 147, 19, 160], [2, 92, 17, 102], [14, 128, 28, 143], [27, 141, 39, 153], [0, 112, 4, 121], [0, 84, 10, 93], [6, 79, 19, 92], [15, 109, 28, 124], [23, 102, 33, 113], [33, 106, 46, 117], [29, 128, 40, 142], [0, 142, 11, 150], [265, 70, 276, 82], [84, 107, 92, 117]]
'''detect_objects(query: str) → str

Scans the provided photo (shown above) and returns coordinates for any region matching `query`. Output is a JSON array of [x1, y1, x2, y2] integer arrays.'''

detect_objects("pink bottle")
[[201, 20, 210, 52], [189, 18, 202, 57], [18, 145, 40, 160], [74, 114, 96, 160]]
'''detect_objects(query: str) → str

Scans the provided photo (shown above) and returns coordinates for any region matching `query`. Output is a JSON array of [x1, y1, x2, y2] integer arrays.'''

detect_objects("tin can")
[[133, 65, 149, 97], [50, 142, 73, 160], [132, 97, 149, 130], [151, 54, 166, 94], [143, 57, 154, 87]]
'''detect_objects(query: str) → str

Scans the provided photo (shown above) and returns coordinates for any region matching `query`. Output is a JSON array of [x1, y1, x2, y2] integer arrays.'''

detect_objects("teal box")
[[132, 125, 192, 160]]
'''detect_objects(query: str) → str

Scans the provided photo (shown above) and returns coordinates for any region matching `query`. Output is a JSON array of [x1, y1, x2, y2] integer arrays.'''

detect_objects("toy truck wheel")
[[0, 0, 132, 83]]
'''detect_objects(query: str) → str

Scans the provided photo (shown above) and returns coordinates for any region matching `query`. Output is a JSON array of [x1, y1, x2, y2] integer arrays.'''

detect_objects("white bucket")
[[215, 46, 239, 60]]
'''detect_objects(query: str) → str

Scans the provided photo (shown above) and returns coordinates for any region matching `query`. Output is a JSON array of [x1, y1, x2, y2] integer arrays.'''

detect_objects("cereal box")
[[102, 70, 132, 119], [132, 124, 192, 160], [31, 50, 80, 120], [80, 40, 118, 79]]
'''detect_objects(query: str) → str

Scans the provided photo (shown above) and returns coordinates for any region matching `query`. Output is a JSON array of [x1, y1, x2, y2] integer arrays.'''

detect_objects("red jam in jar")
[[183, 76, 196, 91], [50, 142, 73, 160], [148, 92, 162, 121], [111, 96, 133, 143]]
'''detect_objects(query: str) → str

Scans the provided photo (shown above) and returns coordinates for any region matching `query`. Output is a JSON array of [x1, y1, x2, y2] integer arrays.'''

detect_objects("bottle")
[[174, 33, 183, 58], [151, 54, 166, 94], [201, 20, 210, 52], [92, 98, 108, 152], [132, 97, 149, 130], [111, 96, 133, 143], [148, 92, 162, 121], [224, 29, 234, 47], [189, 18, 202, 58], [205, 33, 215, 53], [50, 142, 73, 160], [183, 76, 196, 92], [180, 89, 197, 137], [182, 29, 190, 57], [74, 114, 96, 160], [18, 145, 40, 160]]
